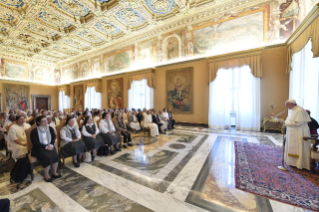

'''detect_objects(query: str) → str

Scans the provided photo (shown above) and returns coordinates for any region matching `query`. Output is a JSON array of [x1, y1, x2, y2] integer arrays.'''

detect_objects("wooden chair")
[[303, 134, 319, 173], [25, 124, 38, 181], [56, 119, 66, 168]]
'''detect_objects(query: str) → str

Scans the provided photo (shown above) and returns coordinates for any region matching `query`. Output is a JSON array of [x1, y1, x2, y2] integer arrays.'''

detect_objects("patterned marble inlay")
[[168, 133, 197, 143], [35, 166, 153, 211], [129, 135, 174, 153], [169, 143, 186, 149], [10, 188, 63, 211], [114, 149, 178, 174]]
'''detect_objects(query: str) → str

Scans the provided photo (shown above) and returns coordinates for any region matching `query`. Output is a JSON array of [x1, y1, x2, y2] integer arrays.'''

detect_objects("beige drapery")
[[57, 85, 70, 96], [84, 80, 102, 93], [286, 13, 319, 73], [207, 49, 263, 82], [127, 69, 155, 89]]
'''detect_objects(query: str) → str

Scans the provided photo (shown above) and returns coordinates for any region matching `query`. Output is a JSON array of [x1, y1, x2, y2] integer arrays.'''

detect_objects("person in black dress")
[[99, 112, 121, 155], [60, 116, 87, 167], [152, 110, 165, 134], [31, 116, 61, 182], [81, 116, 104, 161]]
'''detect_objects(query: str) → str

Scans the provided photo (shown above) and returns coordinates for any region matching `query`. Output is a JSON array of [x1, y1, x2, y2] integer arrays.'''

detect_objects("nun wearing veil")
[[60, 116, 87, 167], [81, 116, 104, 161], [31, 116, 61, 182], [99, 112, 121, 155]]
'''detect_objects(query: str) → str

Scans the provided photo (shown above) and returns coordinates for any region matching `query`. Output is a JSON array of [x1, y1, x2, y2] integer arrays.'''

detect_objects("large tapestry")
[[3, 84, 30, 110], [107, 78, 123, 109], [166, 67, 193, 114], [193, 11, 265, 56], [3, 60, 28, 80], [74, 84, 84, 111], [104, 48, 133, 73]]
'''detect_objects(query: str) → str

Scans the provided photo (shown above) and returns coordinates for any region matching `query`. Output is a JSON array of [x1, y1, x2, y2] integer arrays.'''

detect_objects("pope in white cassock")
[[281, 99, 311, 170]]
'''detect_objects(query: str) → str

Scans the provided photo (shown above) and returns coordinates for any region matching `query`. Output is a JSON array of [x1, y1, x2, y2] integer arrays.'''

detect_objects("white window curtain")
[[209, 65, 260, 131], [85, 86, 101, 110], [290, 40, 319, 122], [59, 90, 70, 111], [128, 79, 154, 110]]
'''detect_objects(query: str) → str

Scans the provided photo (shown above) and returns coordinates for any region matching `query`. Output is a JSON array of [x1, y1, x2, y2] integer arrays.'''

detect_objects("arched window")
[[85, 86, 101, 110]]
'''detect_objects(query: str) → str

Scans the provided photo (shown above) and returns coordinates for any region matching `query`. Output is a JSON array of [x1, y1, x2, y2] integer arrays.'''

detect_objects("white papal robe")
[[144, 114, 159, 137], [284, 105, 311, 170]]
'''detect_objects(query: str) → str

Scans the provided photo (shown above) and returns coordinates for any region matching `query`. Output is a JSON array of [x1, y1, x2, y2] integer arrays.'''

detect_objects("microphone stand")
[[278, 126, 288, 171]]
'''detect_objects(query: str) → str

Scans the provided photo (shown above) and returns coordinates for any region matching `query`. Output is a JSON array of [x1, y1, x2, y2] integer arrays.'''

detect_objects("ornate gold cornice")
[[207, 48, 263, 63], [125, 68, 155, 76], [285, 3, 319, 46]]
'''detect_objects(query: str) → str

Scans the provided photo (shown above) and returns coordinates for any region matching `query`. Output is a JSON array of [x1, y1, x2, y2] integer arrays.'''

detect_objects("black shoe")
[[44, 177, 52, 182], [110, 150, 115, 155], [128, 143, 133, 146], [92, 156, 95, 162], [52, 173, 62, 178], [123, 144, 127, 148], [116, 148, 122, 151], [73, 161, 80, 168]]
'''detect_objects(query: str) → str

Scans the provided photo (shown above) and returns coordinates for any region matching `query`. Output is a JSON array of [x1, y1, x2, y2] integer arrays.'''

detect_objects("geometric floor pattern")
[[0, 126, 313, 212]]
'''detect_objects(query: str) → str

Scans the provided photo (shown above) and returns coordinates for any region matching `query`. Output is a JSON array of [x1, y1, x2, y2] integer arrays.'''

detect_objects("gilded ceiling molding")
[[285, 3, 319, 46]]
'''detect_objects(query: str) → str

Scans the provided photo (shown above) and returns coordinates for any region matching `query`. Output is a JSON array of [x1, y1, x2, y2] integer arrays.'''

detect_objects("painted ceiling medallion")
[[95, 21, 121, 35], [53, 0, 90, 17], [116, 8, 144, 26], [145, 0, 176, 14], [0, 0, 24, 8], [27, 23, 58, 36], [78, 30, 103, 43], [38, 11, 71, 28]]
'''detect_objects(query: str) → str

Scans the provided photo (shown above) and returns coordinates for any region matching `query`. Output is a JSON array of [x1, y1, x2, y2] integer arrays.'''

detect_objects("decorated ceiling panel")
[[0, 0, 317, 85]]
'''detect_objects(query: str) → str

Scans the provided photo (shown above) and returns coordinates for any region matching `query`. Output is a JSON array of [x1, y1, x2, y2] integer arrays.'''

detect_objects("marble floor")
[[0, 126, 313, 212]]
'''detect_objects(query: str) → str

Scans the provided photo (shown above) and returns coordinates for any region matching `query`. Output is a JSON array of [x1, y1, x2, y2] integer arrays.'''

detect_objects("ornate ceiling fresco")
[[0, 0, 317, 84]]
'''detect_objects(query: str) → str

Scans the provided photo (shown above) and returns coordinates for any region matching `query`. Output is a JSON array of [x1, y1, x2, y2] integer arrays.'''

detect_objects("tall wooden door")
[[35, 97, 48, 110]]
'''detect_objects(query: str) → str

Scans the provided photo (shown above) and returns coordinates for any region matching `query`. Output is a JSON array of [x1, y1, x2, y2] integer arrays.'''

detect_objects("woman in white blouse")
[[143, 110, 159, 137], [99, 112, 121, 155], [81, 116, 104, 161], [9, 115, 31, 159]]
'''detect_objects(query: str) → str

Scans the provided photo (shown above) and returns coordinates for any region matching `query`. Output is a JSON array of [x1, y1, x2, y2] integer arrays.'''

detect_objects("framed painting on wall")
[[3, 84, 30, 110], [166, 67, 193, 114], [74, 84, 84, 111], [107, 78, 123, 109], [3, 60, 28, 80]]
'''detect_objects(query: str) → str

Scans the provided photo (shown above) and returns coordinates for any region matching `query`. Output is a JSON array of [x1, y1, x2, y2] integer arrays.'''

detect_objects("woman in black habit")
[[81, 116, 104, 161], [60, 116, 87, 167], [99, 112, 121, 155], [30, 116, 61, 182]]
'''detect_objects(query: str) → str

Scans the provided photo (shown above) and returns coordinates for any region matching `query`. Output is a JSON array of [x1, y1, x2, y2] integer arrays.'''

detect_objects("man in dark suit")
[[168, 108, 175, 129], [136, 109, 144, 125]]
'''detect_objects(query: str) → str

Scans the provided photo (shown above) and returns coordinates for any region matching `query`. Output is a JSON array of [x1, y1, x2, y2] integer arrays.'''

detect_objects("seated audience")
[[29, 113, 39, 126], [58, 111, 64, 119], [9, 115, 31, 159], [81, 116, 104, 161], [167, 108, 175, 129], [159, 110, 169, 130], [77, 109, 83, 116], [31, 116, 61, 182], [306, 110, 319, 134], [52, 111, 60, 126], [99, 112, 121, 155], [129, 110, 141, 133], [9, 109, 15, 115], [60, 116, 87, 167], [4, 114, 15, 149], [144, 110, 159, 137], [79, 111, 88, 128], [152, 110, 165, 134], [93, 111, 101, 124], [162, 108, 172, 129], [123, 109, 129, 125], [114, 113, 133, 148]]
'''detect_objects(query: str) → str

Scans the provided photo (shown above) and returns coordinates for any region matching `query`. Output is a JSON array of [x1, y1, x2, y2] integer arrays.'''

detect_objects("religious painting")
[[92, 60, 101, 77], [107, 78, 123, 109], [62, 64, 78, 83], [73, 84, 84, 111], [279, 0, 301, 39], [193, 8, 267, 56], [3, 60, 28, 80], [80, 62, 89, 79], [137, 40, 156, 66], [34, 67, 51, 82], [54, 69, 61, 84], [166, 67, 193, 114], [3, 84, 30, 110], [162, 35, 181, 61], [104, 47, 133, 73]]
